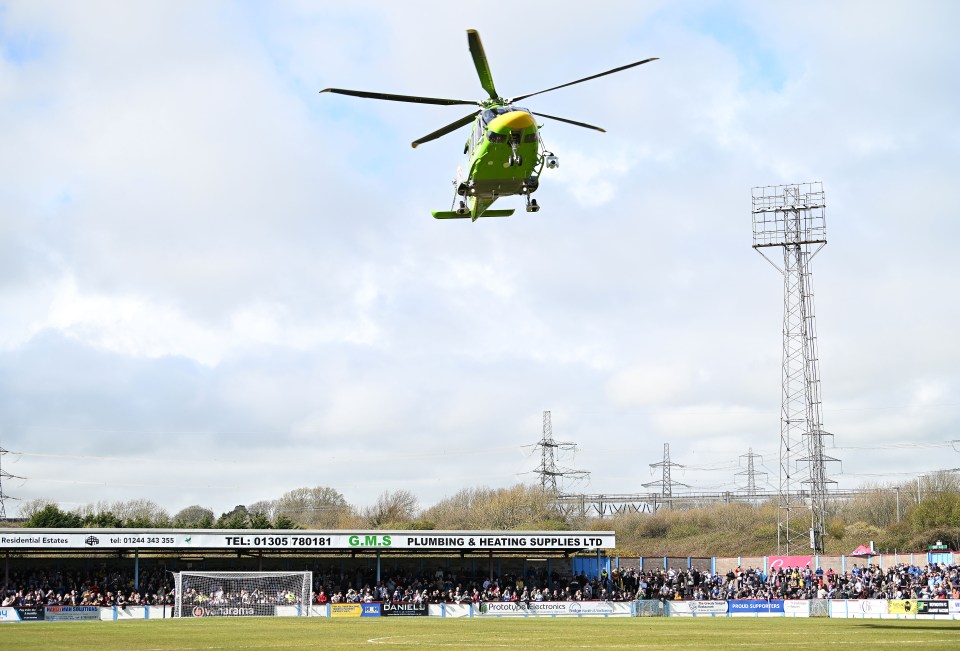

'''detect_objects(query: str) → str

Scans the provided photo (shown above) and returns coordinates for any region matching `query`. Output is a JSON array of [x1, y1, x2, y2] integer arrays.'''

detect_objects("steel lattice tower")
[[534, 411, 588, 493], [0, 446, 21, 519], [736, 448, 767, 498], [537, 411, 559, 492], [752, 182, 837, 553], [642, 443, 688, 504]]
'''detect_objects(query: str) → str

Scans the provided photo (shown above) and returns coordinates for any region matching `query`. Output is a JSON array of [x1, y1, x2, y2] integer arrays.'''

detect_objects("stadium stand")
[[3, 561, 957, 608]]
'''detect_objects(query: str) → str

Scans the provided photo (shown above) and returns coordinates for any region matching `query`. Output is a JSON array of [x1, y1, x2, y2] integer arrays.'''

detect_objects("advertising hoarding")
[[727, 600, 785, 615], [478, 601, 630, 617], [330, 604, 362, 618], [0, 530, 614, 552], [381, 602, 428, 617]]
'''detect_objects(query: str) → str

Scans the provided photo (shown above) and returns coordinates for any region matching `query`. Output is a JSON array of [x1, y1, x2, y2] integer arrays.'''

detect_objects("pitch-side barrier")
[[0, 601, 636, 621], [4, 599, 960, 622], [665, 599, 960, 619]]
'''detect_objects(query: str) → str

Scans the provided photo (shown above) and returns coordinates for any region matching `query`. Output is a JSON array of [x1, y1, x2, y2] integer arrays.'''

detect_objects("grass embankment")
[[594, 503, 781, 557], [589, 491, 960, 557]]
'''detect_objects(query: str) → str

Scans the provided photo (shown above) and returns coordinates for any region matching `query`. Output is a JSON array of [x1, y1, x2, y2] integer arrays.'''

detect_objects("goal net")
[[174, 571, 313, 618]]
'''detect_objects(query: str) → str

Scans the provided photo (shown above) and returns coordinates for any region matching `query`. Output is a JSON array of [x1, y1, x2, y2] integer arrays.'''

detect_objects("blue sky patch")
[[0, 9, 49, 65], [693, 7, 788, 92]]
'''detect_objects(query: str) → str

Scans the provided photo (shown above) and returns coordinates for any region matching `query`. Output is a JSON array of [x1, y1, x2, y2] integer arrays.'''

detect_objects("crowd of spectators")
[[311, 561, 960, 604], [181, 585, 302, 608], [0, 567, 174, 608], [656, 562, 960, 601], [2, 561, 958, 609], [314, 566, 638, 604]]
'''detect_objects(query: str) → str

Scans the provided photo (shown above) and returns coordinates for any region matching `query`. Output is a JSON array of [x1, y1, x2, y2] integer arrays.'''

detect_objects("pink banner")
[[768, 555, 812, 571]]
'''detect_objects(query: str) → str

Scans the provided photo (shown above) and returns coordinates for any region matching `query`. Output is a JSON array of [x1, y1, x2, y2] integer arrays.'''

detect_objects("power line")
[[0, 445, 24, 519], [736, 448, 768, 497], [642, 443, 689, 499], [533, 411, 589, 493]]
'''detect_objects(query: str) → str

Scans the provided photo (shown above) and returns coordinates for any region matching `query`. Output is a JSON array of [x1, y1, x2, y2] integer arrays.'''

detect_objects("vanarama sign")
[[188, 606, 257, 617]]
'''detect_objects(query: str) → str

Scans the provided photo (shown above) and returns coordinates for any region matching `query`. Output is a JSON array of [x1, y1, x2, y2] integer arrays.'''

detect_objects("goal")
[[174, 571, 313, 618]]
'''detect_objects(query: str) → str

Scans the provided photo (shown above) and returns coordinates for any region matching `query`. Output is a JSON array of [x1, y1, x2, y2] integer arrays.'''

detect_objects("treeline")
[[17, 484, 564, 533], [15, 474, 960, 556]]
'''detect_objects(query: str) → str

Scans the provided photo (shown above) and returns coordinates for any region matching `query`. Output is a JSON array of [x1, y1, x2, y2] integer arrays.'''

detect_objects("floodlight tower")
[[752, 182, 837, 554]]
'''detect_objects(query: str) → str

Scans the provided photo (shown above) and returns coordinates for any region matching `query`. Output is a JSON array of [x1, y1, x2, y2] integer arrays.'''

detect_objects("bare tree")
[[364, 489, 418, 527], [173, 505, 215, 528], [248, 500, 278, 521], [110, 499, 170, 526], [421, 484, 562, 530], [275, 486, 350, 528], [475, 484, 561, 529], [422, 487, 496, 529], [920, 470, 960, 495], [834, 484, 900, 528], [18, 497, 55, 520]]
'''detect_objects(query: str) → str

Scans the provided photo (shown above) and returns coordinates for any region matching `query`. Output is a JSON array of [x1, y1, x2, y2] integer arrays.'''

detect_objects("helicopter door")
[[469, 119, 484, 156]]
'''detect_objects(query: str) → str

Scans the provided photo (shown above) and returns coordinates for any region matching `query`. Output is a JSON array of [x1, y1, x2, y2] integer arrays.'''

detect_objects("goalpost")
[[174, 571, 313, 618]]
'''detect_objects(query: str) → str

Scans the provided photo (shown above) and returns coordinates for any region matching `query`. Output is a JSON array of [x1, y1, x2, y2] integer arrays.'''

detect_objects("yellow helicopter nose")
[[488, 111, 536, 132]]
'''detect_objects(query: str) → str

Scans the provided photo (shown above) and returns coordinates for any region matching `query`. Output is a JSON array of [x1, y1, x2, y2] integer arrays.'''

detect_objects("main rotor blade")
[[532, 112, 606, 133], [467, 29, 498, 100], [320, 88, 479, 107], [512, 57, 658, 102], [412, 110, 481, 149]]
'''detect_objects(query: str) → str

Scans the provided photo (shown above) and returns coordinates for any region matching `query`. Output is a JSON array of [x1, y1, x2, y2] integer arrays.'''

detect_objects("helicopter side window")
[[467, 119, 483, 154], [474, 120, 484, 152], [487, 131, 506, 143]]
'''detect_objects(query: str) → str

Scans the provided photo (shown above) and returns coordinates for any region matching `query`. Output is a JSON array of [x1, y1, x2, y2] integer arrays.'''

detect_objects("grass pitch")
[[2, 617, 959, 650]]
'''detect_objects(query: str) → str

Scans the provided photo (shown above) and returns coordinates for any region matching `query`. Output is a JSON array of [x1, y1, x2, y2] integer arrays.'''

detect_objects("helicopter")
[[321, 30, 656, 221]]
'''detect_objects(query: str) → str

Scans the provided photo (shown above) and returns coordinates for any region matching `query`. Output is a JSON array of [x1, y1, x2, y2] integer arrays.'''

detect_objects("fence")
[[4, 599, 959, 622], [620, 550, 955, 575]]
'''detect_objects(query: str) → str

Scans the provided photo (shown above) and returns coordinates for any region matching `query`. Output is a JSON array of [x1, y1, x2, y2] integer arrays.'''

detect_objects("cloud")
[[1, 0, 958, 515]]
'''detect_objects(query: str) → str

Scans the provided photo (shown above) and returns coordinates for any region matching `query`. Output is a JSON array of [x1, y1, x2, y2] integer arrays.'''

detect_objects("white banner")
[[829, 600, 888, 618], [950, 600, 960, 614], [479, 601, 631, 617], [783, 601, 810, 617], [669, 601, 729, 616], [0, 530, 614, 552], [0, 608, 22, 623], [112, 606, 145, 620], [441, 604, 472, 618]]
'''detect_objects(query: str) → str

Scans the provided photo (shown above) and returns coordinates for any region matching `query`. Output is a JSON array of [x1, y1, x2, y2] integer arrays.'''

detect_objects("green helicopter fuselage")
[[443, 106, 541, 220]]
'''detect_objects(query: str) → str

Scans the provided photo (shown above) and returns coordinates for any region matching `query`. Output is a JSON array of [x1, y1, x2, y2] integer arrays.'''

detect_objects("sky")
[[1, 0, 958, 518]]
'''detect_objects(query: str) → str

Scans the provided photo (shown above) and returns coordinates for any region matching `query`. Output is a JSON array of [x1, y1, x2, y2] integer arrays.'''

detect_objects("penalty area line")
[[368, 635, 509, 646], [366, 637, 957, 648]]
